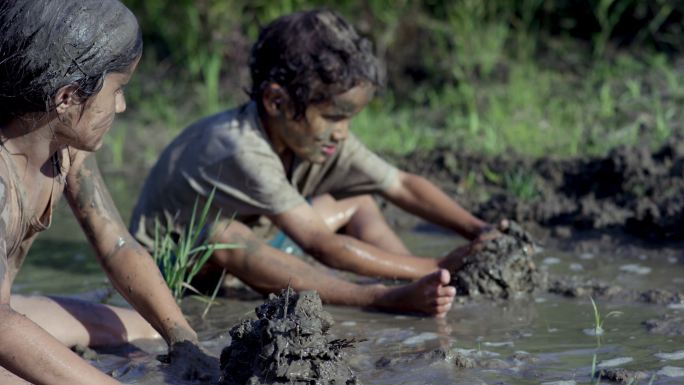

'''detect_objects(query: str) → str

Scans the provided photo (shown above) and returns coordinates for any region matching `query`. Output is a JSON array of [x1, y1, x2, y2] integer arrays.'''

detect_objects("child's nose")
[[115, 93, 127, 113]]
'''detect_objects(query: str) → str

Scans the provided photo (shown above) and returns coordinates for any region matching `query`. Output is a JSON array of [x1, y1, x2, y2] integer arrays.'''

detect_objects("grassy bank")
[[105, 0, 684, 171]]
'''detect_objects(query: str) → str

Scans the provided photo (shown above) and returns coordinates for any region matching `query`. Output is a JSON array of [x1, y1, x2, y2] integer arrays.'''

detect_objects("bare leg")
[[206, 220, 455, 316], [311, 194, 410, 255], [10, 295, 160, 348], [0, 366, 30, 385]]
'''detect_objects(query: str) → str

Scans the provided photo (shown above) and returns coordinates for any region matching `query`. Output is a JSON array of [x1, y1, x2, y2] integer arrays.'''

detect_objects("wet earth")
[[9, 138, 684, 384], [390, 135, 684, 242], [14, 224, 684, 385], [449, 221, 547, 300], [219, 289, 359, 385]]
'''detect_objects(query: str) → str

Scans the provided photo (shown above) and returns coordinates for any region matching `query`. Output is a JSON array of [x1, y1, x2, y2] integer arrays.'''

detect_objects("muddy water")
[[13, 204, 684, 384]]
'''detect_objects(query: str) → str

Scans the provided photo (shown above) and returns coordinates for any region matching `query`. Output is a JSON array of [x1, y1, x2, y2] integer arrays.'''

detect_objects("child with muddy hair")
[[0, 1, 218, 384], [132, 10, 501, 318]]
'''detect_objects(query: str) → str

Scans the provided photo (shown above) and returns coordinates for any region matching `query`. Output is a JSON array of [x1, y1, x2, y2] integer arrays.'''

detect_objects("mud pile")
[[643, 314, 684, 336], [392, 136, 684, 241], [218, 288, 359, 385], [375, 347, 538, 371], [548, 276, 684, 306], [450, 222, 547, 299], [596, 368, 650, 384]]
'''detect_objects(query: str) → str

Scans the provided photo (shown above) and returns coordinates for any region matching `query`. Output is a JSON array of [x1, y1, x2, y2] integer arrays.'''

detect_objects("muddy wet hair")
[[249, 9, 384, 120], [0, 0, 142, 122]]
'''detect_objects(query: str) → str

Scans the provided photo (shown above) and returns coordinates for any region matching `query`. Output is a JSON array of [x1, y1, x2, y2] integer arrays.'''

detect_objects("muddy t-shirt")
[[130, 102, 398, 247]]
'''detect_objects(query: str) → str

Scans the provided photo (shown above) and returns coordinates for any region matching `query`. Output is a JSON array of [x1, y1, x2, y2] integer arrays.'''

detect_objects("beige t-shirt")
[[130, 102, 398, 248]]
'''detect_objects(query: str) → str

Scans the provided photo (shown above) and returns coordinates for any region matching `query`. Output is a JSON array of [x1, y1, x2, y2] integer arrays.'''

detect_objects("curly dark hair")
[[0, 0, 142, 122], [249, 9, 384, 120]]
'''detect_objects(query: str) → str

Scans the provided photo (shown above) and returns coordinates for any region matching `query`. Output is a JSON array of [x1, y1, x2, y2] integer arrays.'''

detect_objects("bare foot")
[[372, 269, 456, 318]]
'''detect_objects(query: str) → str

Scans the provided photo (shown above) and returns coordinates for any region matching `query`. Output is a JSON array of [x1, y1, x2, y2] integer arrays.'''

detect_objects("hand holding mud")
[[159, 340, 220, 383], [446, 220, 546, 299]]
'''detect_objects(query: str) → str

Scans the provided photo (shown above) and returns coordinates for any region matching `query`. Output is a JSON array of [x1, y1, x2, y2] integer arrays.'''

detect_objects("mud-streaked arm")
[[0, 174, 122, 385], [64, 151, 198, 346], [272, 202, 438, 280], [382, 170, 490, 240]]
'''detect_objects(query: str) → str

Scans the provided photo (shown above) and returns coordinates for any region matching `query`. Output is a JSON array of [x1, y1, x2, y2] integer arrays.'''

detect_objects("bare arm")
[[64, 151, 197, 346], [271, 203, 438, 280], [382, 171, 490, 240], [0, 175, 121, 385]]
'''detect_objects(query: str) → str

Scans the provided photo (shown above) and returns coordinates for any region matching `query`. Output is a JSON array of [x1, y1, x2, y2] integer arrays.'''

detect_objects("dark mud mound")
[[548, 276, 625, 299], [549, 276, 684, 306], [596, 368, 650, 384], [393, 136, 684, 241], [450, 222, 547, 299], [219, 289, 360, 385], [643, 314, 684, 336], [375, 347, 538, 371]]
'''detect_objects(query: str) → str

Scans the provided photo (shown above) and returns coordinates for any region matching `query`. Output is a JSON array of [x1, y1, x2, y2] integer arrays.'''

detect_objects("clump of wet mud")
[[391, 136, 684, 241], [375, 347, 538, 371], [548, 276, 684, 306], [218, 288, 360, 385], [548, 276, 625, 299], [643, 314, 684, 336], [450, 221, 547, 299], [597, 368, 650, 384]]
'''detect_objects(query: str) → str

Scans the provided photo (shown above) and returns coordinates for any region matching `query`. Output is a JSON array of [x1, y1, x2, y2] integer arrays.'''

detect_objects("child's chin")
[[308, 154, 328, 164]]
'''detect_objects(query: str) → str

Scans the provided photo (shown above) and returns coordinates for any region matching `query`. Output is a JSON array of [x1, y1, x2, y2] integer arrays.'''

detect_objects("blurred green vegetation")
[[112, 0, 684, 168]]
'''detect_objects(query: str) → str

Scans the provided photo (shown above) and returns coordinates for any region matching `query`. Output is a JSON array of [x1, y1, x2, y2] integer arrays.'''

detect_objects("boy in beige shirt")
[[132, 10, 498, 317]]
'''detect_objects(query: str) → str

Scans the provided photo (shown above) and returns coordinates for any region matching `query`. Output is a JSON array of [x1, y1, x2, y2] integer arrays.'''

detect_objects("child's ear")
[[262, 83, 290, 117], [53, 84, 81, 115]]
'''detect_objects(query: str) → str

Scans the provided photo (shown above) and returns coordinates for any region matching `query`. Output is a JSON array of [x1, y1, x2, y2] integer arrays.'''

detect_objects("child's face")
[[278, 83, 374, 163], [55, 57, 139, 151]]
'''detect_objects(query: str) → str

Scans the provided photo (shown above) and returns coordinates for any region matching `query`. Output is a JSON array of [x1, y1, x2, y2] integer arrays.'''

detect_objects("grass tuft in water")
[[589, 296, 623, 338], [153, 188, 240, 301]]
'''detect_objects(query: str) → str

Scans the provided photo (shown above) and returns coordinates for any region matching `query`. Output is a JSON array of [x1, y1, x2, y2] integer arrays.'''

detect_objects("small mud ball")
[[219, 288, 360, 385], [450, 221, 547, 299]]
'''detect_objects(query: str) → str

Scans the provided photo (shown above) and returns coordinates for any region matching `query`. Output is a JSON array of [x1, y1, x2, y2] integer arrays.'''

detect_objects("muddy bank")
[[375, 347, 538, 371], [643, 314, 684, 336], [390, 136, 684, 241], [597, 368, 650, 384], [547, 276, 684, 336], [219, 288, 359, 385], [548, 276, 684, 306], [450, 222, 547, 300]]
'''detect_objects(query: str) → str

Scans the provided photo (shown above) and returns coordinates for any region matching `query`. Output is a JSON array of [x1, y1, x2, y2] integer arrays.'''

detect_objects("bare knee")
[[353, 194, 381, 214]]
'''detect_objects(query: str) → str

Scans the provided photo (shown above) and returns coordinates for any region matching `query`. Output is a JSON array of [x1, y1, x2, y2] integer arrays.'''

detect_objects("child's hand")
[[158, 340, 219, 383], [474, 219, 509, 242]]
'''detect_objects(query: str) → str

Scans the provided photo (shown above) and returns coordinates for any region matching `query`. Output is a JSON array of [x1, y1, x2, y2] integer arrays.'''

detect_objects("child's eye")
[[115, 86, 126, 95], [325, 115, 347, 122]]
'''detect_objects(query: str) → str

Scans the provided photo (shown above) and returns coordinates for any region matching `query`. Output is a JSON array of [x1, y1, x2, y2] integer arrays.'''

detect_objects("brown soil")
[[392, 135, 684, 241], [449, 221, 547, 299], [219, 288, 360, 385]]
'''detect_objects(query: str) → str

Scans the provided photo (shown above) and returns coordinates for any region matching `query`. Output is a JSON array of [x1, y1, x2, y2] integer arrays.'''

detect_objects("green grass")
[[115, 0, 684, 167], [589, 296, 623, 338], [153, 189, 241, 301]]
